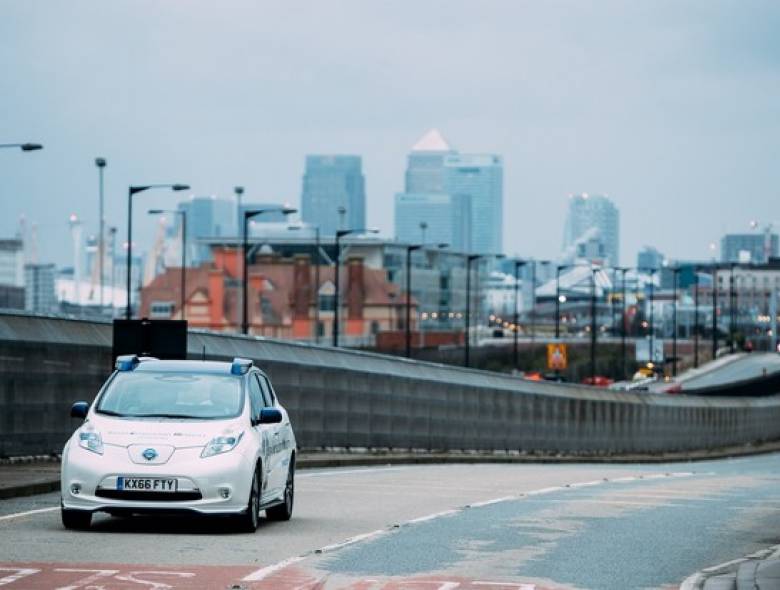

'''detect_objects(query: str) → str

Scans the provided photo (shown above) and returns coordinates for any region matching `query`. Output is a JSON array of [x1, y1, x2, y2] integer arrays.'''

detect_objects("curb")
[[680, 543, 780, 589], [2, 440, 780, 501]]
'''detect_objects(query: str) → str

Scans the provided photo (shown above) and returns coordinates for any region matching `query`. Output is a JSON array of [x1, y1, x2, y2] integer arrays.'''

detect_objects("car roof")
[[132, 359, 260, 375]]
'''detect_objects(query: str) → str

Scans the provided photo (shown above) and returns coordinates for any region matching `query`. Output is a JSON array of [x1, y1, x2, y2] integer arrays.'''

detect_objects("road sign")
[[547, 343, 568, 370]]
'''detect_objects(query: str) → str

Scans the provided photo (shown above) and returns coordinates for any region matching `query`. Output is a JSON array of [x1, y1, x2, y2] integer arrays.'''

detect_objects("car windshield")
[[96, 371, 243, 419]]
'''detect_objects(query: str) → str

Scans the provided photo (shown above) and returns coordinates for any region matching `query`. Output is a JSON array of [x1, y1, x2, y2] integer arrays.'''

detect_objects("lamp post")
[[712, 265, 719, 360], [555, 265, 565, 339], [0, 143, 43, 151], [405, 244, 423, 357], [125, 183, 190, 319], [729, 263, 737, 353], [420, 221, 428, 244], [464, 254, 482, 367], [333, 227, 379, 347], [616, 267, 629, 380], [148, 209, 187, 320], [590, 266, 598, 383], [95, 158, 107, 311], [693, 267, 700, 368], [513, 259, 527, 371], [671, 266, 681, 377], [242, 206, 298, 335]]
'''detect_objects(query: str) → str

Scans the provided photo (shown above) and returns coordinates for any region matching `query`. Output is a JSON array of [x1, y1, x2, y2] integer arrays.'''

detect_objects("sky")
[[1, 0, 779, 268]]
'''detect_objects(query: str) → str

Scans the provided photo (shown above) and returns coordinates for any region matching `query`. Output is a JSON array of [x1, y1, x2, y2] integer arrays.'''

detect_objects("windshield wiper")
[[96, 409, 126, 417], [131, 413, 203, 419]]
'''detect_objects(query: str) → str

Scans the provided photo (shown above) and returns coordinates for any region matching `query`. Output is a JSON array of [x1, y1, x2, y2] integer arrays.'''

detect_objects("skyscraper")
[[444, 153, 504, 255], [301, 156, 365, 236], [405, 129, 455, 192], [562, 194, 620, 266], [394, 193, 471, 250], [395, 129, 503, 255]]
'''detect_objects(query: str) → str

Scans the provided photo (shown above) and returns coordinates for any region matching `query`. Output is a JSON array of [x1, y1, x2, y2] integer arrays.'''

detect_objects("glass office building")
[[301, 155, 366, 237], [562, 193, 620, 266]]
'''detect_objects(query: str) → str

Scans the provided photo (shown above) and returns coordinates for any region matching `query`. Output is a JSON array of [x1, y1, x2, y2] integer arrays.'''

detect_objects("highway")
[[681, 352, 780, 389], [2, 454, 780, 589]]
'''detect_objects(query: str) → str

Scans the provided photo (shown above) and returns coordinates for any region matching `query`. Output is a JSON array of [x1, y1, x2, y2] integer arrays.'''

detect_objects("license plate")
[[117, 477, 178, 492]]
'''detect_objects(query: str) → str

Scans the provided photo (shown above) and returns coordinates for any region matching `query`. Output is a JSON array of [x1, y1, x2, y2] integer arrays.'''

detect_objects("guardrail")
[[1, 312, 780, 457]]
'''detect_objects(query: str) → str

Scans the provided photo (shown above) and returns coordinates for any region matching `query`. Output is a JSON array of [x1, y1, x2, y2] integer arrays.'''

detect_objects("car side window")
[[260, 375, 277, 406], [247, 373, 264, 422], [257, 374, 272, 407]]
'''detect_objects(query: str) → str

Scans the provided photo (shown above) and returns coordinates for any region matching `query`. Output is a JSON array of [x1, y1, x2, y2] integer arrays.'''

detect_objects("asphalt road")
[[1, 455, 780, 589], [682, 353, 780, 389]]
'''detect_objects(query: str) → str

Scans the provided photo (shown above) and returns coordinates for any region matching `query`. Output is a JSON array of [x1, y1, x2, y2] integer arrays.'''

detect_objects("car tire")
[[266, 458, 294, 522], [236, 465, 261, 533], [61, 507, 92, 530]]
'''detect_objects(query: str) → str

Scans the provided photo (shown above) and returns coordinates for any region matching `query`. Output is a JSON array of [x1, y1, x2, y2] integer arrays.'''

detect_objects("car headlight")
[[78, 431, 104, 455], [201, 432, 243, 458]]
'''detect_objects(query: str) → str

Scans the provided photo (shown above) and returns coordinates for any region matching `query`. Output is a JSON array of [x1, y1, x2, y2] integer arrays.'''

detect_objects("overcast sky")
[[1, 0, 779, 267]]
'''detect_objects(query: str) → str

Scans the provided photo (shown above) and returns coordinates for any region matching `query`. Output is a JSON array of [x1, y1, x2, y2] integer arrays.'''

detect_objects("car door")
[[257, 373, 286, 497], [247, 373, 273, 496]]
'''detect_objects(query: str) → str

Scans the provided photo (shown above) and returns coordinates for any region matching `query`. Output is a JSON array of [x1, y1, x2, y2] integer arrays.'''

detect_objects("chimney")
[[208, 269, 224, 327], [346, 256, 365, 319], [292, 254, 311, 319]]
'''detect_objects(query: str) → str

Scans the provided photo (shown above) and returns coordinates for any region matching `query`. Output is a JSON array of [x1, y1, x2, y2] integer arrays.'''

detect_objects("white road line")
[[0, 507, 58, 522], [241, 556, 306, 581], [298, 466, 407, 478], [468, 496, 517, 508], [315, 529, 387, 553], [525, 486, 564, 496], [406, 509, 460, 524]]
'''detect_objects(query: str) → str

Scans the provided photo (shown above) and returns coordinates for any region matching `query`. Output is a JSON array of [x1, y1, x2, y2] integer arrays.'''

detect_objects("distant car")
[[60, 356, 296, 532], [581, 376, 614, 387]]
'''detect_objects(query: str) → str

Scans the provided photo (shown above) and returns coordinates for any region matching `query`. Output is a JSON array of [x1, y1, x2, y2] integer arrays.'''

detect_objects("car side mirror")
[[70, 401, 89, 419], [258, 408, 282, 424]]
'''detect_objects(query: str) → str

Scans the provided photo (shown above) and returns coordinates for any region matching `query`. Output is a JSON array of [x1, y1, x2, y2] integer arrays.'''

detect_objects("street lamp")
[[513, 259, 528, 371], [729, 263, 737, 353], [125, 183, 190, 319], [333, 227, 379, 347], [464, 253, 504, 367], [405, 242, 448, 358], [288, 223, 321, 343], [590, 266, 599, 383], [148, 209, 187, 320], [242, 206, 298, 335], [693, 266, 700, 368], [712, 264, 719, 361], [614, 267, 630, 380], [671, 266, 682, 377], [0, 143, 43, 151], [95, 158, 106, 311]]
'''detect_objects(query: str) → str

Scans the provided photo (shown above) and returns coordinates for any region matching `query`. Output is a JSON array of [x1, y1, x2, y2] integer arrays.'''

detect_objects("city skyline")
[[2, 2, 779, 269]]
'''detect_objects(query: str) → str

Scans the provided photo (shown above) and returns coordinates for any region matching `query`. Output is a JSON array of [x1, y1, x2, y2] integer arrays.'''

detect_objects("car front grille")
[[95, 489, 203, 502]]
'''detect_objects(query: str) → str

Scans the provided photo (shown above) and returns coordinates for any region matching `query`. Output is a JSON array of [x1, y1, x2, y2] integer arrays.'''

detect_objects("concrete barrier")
[[2, 312, 780, 457]]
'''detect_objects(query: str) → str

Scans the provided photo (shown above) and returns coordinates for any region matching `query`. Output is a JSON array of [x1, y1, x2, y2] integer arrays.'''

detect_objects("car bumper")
[[61, 442, 254, 515]]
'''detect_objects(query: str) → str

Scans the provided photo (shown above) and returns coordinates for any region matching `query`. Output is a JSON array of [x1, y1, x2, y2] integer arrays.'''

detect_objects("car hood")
[[87, 414, 244, 448]]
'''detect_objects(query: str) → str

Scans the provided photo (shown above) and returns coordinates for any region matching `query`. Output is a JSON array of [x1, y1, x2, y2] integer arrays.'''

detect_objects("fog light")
[[218, 487, 231, 499], [70, 483, 82, 495]]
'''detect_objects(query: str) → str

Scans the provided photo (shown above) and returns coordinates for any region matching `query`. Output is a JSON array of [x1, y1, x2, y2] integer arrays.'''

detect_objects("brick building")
[[140, 246, 415, 342]]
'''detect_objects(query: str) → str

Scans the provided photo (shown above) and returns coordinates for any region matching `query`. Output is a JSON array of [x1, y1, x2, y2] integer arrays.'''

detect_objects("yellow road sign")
[[547, 343, 568, 370]]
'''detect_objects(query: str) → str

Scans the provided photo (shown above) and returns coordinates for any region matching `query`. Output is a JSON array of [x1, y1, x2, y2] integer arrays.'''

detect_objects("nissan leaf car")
[[61, 356, 296, 532]]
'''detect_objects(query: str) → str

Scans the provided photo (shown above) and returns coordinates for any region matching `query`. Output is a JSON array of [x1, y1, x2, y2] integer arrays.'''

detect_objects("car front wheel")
[[267, 458, 294, 521], [236, 466, 261, 533]]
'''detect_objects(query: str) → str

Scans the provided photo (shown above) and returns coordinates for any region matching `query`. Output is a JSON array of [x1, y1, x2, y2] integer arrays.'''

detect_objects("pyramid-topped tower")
[[411, 128, 454, 152]]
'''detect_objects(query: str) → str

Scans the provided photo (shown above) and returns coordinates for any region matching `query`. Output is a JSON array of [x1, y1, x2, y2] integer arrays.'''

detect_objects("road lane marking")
[[242, 556, 306, 581], [243, 470, 702, 584], [298, 466, 407, 478], [0, 507, 58, 522], [0, 568, 40, 587]]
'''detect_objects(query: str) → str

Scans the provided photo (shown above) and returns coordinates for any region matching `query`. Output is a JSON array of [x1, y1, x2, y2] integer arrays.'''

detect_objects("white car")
[[61, 356, 296, 532]]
